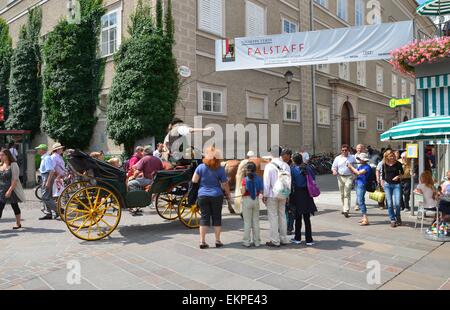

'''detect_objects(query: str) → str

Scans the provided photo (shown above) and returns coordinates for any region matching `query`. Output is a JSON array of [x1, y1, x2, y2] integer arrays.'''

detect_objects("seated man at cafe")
[[128, 146, 163, 192]]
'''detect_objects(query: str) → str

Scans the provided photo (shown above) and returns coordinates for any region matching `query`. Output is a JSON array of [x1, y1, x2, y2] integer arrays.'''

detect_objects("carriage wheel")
[[177, 194, 201, 229], [57, 181, 90, 223], [155, 193, 179, 221], [64, 186, 122, 241]]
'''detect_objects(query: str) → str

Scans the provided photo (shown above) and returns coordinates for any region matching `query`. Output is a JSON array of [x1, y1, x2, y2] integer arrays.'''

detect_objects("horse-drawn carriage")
[[57, 150, 201, 241]]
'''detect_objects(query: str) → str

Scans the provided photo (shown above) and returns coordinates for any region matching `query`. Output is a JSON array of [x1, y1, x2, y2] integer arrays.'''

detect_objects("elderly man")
[[128, 146, 163, 191], [36, 144, 58, 220], [263, 147, 292, 247]]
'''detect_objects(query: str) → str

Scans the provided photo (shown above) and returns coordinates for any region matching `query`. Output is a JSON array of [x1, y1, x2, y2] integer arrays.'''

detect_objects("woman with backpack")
[[347, 153, 371, 226], [289, 153, 317, 246], [240, 162, 263, 248]]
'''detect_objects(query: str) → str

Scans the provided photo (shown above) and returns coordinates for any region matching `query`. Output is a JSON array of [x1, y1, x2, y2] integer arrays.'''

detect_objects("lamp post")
[[272, 71, 294, 106]]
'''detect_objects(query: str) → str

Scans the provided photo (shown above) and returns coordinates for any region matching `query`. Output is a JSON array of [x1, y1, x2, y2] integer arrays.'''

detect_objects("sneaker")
[[354, 206, 360, 212], [39, 214, 52, 220], [290, 239, 302, 245], [306, 242, 315, 246], [242, 243, 251, 248], [266, 241, 281, 248], [390, 222, 398, 228], [343, 212, 350, 218]]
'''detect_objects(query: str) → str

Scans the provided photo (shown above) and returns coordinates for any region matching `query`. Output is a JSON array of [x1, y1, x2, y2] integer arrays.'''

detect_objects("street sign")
[[406, 144, 419, 159], [178, 66, 192, 78], [389, 98, 411, 108]]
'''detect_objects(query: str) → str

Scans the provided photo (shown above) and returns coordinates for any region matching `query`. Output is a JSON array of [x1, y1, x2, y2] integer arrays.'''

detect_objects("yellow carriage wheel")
[[57, 181, 90, 223], [64, 186, 122, 241], [177, 194, 201, 229], [155, 192, 179, 221]]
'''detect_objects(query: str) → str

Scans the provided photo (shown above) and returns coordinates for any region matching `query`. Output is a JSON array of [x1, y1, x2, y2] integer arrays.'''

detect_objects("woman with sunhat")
[[51, 143, 66, 199]]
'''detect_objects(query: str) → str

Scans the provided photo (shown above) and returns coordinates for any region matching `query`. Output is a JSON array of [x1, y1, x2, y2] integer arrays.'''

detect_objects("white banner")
[[215, 21, 413, 71]]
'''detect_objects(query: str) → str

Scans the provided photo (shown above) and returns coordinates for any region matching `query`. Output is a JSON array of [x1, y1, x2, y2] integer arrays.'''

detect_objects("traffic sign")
[[389, 98, 411, 108]]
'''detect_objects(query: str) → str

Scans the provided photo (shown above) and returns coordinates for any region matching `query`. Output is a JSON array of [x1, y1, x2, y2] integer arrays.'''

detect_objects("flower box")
[[390, 37, 450, 77]]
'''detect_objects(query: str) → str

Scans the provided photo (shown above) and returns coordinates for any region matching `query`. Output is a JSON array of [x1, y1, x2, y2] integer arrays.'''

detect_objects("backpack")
[[365, 166, 377, 193], [271, 162, 291, 199]]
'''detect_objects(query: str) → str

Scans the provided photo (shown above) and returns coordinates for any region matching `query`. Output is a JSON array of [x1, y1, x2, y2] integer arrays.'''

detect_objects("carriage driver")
[[163, 118, 214, 162], [128, 146, 163, 192]]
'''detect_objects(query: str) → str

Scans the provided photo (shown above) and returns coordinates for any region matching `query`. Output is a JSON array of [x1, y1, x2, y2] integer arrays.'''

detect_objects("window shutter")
[[198, 0, 223, 36], [248, 96, 265, 119], [246, 1, 265, 36]]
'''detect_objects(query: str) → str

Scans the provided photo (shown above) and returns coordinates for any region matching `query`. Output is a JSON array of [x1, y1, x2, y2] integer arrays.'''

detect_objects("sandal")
[[360, 219, 369, 226], [199, 243, 209, 249], [215, 241, 224, 248], [13, 225, 22, 230]]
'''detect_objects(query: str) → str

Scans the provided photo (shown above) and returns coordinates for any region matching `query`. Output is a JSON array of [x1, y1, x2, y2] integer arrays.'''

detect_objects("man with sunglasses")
[[332, 144, 356, 218]]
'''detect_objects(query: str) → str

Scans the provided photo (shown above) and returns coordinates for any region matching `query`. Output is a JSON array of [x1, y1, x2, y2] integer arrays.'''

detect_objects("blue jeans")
[[356, 183, 367, 215], [384, 183, 401, 222]]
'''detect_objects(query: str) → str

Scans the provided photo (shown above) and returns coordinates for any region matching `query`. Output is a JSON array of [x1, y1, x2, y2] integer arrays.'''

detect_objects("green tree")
[[107, 0, 179, 156], [6, 7, 42, 135], [0, 19, 12, 128], [41, 0, 105, 149]]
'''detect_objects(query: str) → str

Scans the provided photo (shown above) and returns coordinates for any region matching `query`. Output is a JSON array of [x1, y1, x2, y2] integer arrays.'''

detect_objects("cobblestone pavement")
[[0, 175, 448, 290]]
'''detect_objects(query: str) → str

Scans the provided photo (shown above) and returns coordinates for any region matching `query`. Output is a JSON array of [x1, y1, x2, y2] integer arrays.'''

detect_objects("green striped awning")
[[416, 74, 450, 90], [421, 86, 450, 116], [417, 0, 450, 16], [381, 115, 450, 141]]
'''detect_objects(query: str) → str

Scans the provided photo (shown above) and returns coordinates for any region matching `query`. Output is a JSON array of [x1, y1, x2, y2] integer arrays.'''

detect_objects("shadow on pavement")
[[313, 231, 352, 238], [311, 239, 364, 251]]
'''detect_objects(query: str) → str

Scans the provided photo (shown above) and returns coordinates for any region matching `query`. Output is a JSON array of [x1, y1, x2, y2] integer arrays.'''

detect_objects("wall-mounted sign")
[[389, 98, 411, 109], [179, 66, 192, 78]]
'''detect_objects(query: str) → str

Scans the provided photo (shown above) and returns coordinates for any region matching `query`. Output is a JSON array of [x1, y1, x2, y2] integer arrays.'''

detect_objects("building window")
[[377, 118, 384, 131], [246, 1, 266, 37], [284, 100, 300, 122], [401, 79, 407, 98], [339, 62, 350, 80], [355, 0, 364, 26], [314, 0, 327, 8], [337, 0, 347, 21], [410, 82, 415, 96], [282, 18, 298, 34], [318, 106, 330, 126], [198, 84, 226, 115], [357, 62, 366, 86], [392, 74, 398, 98], [100, 10, 121, 57], [246, 92, 268, 119], [198, 0, 224, 36], [391, 121, 399, 128], [317, 64, 329, 73], [358, 114, 367, 129], [376, 65, 384, 93]]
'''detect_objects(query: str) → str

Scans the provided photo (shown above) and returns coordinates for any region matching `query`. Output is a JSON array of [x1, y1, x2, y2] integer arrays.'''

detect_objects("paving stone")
[[214, 261, 272, 280], [257, 274, 308, 290]]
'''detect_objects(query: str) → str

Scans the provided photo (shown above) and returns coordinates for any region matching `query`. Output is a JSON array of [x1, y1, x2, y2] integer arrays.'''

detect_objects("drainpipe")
[[310, 0, 317, 155]]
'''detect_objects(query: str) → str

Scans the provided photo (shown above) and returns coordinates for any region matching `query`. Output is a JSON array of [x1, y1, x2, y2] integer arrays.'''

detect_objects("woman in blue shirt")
[[289, 153, 317, 246], [192, 147, 231, 249], [347, 153, 371, 226]]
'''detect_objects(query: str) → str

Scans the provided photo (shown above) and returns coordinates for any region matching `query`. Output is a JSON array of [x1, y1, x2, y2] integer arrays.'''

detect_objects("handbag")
[[369, 186, 385, 203], [187, 182, 200, 206], [306, 172, 320, 198]]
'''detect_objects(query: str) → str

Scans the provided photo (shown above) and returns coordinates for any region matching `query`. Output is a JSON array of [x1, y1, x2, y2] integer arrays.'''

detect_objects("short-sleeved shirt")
[[134, 155, 163, 180], [51, 153, 66, 177], [40, 153, 55, 174], [195, 164, 227, 197], [332, 155, 356, 176], [382, 162, 404, 184], [291, 165, 315, 188], [356, 164, 371, 186]]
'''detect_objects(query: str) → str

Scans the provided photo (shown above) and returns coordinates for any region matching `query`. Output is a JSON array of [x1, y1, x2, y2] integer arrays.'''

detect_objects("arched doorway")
[[341, 102, 351, 146]]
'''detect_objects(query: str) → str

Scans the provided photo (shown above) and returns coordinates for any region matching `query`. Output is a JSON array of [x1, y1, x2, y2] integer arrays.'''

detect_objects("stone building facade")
[[0, 0, 435, 156]]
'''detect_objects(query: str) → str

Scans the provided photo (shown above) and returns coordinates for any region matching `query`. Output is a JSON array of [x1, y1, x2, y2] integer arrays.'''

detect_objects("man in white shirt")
[[332, 144, 356, 218], [300, 147, 310, 164], [35, 144, 58, 220], [263, 146, 292, 247], [8, 142, 18, 161], [153, 143, 164, 160]]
